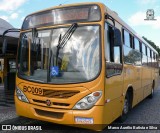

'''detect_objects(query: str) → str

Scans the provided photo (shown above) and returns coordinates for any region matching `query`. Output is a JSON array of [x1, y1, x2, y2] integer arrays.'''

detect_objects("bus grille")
[[35, 109, 64, 119], [33, 99, 70, 107], [43, 90, 80, 98]]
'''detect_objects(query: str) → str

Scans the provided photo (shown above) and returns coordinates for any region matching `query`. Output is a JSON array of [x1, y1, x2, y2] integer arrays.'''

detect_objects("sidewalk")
[[0, 84, 14, 108]]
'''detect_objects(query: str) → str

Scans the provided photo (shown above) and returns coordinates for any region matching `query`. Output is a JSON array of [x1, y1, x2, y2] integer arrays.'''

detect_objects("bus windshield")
[[18, 25, 100, 84]]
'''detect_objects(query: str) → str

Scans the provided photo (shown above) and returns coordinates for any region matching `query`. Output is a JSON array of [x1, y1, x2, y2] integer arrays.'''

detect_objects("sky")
[[0, 0, 160, 47]]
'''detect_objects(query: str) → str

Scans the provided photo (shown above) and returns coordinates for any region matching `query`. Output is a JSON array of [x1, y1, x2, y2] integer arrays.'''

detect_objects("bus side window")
[[123, 29, 134, 64], [134, 37, 140, 51], [105, 23, 121, 64], [142, 43, 148, 66], [123, 30, 130, 47]]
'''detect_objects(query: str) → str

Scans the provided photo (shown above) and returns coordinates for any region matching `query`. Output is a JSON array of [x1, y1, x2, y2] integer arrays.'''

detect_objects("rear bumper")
[[15, 96, 104, 130]]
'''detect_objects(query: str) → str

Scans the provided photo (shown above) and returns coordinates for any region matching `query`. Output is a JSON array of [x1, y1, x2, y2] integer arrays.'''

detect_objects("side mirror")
[[113, 28, 122, 63], [2, 38, 7, 54], [114, 29, 121, 46]]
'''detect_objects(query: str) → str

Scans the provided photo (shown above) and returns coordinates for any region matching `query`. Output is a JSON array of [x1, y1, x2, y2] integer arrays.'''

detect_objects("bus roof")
[[23, 2, 158, 54], [25, 2, 102, 16], [104, 4, 158, 54]]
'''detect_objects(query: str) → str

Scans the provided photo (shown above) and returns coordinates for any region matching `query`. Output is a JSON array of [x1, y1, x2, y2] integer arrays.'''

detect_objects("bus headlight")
[[73, 91, 102, 110], [16, 87, 29, 103]]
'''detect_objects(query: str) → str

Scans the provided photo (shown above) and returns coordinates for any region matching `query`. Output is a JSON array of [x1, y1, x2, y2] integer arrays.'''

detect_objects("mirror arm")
[[105, 14, 115, 26], [2, 28, 20, 44], [2, 28, 20, 54], [2, 28, 20, 38]]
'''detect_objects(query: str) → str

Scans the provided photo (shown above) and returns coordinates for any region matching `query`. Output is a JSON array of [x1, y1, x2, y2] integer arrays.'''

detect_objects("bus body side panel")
[[142, 66, 152, 98], [104, 76, 123, 124], [123, 64, 138, 107], [154, 67, 159, 89], [131, 66, 143, 107]]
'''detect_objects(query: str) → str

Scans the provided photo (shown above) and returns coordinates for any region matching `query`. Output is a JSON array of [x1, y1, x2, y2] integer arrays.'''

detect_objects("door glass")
[[9, 59, 16, 73], [114, 47, 120, 63]]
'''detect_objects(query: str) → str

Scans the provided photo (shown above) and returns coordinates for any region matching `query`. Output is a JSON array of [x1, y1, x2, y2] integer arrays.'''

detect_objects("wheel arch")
[[125, 85, 134, 110]]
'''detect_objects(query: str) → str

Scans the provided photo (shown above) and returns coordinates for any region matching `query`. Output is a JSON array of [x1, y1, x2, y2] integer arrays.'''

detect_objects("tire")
[[148, 86, 154, 99], [118, 93, 130, 122]]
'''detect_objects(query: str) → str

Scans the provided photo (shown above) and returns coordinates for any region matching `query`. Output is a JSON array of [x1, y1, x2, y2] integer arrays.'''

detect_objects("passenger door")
[[104, 23, 124, 124]]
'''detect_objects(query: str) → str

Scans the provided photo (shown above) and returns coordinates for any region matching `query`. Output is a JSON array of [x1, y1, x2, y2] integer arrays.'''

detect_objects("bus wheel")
[[118, 93, 129, 122], [148, 85, 154, 99]]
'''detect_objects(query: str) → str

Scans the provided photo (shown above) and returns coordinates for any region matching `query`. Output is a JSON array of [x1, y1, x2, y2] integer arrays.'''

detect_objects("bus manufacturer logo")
[[46, 99, 52, 106]]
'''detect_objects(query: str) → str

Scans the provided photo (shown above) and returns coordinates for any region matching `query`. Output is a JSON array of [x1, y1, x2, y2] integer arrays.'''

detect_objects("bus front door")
[[4, 58, 16, 90]]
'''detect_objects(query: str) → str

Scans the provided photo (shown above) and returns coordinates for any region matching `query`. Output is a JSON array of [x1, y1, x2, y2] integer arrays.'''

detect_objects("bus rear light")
[[16, 87, 29, 103], [73, 91, 102, 110]]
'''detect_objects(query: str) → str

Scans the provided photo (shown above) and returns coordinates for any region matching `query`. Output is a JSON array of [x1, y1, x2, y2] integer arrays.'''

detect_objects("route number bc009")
[[23, 86, 43, 95]]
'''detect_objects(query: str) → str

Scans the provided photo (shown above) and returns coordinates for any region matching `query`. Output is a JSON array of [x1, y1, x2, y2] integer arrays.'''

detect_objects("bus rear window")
[[22, 5, 101, 30]]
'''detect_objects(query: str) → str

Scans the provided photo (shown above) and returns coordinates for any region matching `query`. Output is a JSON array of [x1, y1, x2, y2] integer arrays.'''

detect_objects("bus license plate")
[[75, 117, 93, 124]]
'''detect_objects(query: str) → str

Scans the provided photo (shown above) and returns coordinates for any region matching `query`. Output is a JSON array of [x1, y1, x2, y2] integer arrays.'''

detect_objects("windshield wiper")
[[56, 23, 78, 65], [47, 23, 78, 82], [35, 38, 41, 67]]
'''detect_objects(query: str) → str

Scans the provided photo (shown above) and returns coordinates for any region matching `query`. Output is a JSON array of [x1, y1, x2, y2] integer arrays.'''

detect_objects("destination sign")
[[22, 5, 101, 29]]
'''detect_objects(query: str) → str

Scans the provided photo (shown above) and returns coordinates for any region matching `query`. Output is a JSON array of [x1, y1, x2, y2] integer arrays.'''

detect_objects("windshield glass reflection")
[[18, 25, 100, 84]]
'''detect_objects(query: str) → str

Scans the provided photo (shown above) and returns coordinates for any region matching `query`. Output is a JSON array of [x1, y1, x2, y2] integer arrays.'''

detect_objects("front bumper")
[[15, 96, 104, 130]]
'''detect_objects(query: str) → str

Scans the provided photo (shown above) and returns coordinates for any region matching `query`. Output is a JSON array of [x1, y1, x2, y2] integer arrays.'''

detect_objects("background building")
[[0, 18, 19, 55], [0, 18, 19, 90]]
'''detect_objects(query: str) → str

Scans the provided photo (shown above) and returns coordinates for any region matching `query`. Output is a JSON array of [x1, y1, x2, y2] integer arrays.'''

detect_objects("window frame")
[[105, 22, 123, 78], [134, 37, 140, 51], [105, 22, 122, 64], [123, 29, 131, 48]]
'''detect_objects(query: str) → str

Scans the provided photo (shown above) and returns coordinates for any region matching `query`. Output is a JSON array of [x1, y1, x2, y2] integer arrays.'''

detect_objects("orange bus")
[[14, 2, 159, 130]]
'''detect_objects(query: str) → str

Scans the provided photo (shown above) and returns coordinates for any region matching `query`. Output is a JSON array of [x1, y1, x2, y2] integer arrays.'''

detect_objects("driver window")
[[105, 23, 121, 64]]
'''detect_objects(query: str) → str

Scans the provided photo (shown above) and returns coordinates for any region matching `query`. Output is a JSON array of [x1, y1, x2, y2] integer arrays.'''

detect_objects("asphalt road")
[[0, 82, 160, 133]]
